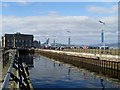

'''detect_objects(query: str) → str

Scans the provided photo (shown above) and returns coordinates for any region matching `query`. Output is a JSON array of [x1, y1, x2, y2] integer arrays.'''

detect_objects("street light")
[[52, 35, 56, 47], [99, 20, 106, 52], [67, 31, 71, 48]]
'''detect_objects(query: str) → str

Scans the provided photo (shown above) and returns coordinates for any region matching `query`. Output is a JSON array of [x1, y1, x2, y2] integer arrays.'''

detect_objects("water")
[[28, 54, 120, 88]]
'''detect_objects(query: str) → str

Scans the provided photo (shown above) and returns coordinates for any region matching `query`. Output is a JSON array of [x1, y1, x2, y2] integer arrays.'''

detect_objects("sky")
[[0, 1, 119, 45]]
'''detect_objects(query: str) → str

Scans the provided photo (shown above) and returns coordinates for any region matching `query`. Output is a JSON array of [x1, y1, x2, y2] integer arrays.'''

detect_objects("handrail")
[[1, 49, 31, 89], [1, 50, 31, 89], [1, 51, 15, 89]]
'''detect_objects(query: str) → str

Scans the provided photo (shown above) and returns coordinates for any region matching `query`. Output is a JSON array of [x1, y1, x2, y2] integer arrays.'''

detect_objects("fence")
[[64, 48, 119, 55], [1, 50, 31, 89]]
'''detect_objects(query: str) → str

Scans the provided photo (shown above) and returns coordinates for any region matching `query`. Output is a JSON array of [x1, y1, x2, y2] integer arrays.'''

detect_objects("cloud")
[[2, 15, 118, 44], [16, 1, 32, 6], [3, 0, 31, 2], [1, 3, 9, 8], [2, 4, 9, 8], [48, 11, 59, 16], [2, 0, 120, 2], [87, 5, 118, 14]]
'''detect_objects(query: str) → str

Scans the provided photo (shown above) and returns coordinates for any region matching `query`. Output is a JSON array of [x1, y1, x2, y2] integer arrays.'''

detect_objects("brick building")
[[2, 32, 34, 49]]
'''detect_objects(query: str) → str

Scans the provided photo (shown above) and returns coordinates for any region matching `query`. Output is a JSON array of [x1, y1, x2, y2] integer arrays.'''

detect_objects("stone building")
[[2, 32, 34, 49]]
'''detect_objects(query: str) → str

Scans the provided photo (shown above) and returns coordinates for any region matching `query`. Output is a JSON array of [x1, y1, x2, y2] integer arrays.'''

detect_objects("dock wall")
[[35, 49, 120, 80]]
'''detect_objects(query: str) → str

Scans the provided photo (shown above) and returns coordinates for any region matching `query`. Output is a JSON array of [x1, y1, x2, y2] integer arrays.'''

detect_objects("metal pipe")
[[1, 51, 15, 89]]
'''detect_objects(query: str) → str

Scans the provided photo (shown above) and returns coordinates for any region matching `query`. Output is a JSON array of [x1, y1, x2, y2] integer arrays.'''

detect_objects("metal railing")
[[64, 48, 119, 55], [1, 51, 15, 89], [1, 50, 30, 89]]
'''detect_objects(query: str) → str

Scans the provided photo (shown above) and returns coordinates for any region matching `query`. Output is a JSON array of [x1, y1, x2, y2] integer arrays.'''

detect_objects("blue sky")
[[1, 2, 118, 45], [2, 2, 117, 16]]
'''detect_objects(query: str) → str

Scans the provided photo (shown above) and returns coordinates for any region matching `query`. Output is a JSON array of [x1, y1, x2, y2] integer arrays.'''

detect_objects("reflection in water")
[[19, 54, 34, 67], [38, 56, 40, 60], [53, 62, 55, 68], [100, 79, 105, 90], [68, 67, 71, 75], [83, 72, 87, 80], [59, 63, 60, 67], [29, 55, 120, 88]]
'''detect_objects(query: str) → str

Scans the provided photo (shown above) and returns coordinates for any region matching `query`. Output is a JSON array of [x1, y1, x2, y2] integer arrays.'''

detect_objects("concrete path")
[[38, 49, 120, 62]]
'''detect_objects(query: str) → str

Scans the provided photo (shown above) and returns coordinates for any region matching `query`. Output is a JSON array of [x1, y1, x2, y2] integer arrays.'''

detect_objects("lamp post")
[[67, 31, 71, 48], [99, 20, 106, 52], [52, 35, 56, 47]]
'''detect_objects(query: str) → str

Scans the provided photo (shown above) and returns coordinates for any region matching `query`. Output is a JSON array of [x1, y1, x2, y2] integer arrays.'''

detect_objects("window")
[[29, 40, 31, 43], [19, 40, 21, 42], [7, 39, 9, 42]]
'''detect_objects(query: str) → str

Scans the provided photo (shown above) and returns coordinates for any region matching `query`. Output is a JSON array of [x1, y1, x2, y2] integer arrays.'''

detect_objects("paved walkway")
[[0, 49, 3, 88], [39, 49, 120, 62]]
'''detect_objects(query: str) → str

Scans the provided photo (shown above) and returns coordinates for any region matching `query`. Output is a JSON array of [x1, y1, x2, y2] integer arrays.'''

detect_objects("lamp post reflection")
[[68, 67, 71, 75]]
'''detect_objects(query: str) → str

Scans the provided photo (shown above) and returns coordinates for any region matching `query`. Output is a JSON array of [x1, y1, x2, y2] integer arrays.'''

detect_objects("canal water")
[[26, 54, 120, 88]]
